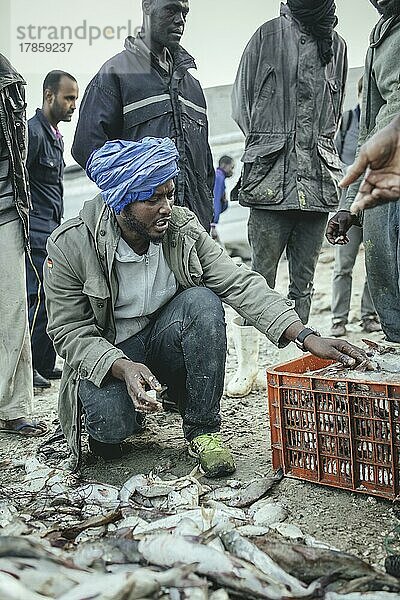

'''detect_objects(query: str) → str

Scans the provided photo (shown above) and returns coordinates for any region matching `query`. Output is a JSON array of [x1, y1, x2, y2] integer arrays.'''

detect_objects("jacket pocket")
[[317, 137, 343, 206], [82, 277, 110, 325], [38, 156, 61, 184], [123, 97, 173, 130], [240, 136, 286, 205], [254, 64, 276, 107]]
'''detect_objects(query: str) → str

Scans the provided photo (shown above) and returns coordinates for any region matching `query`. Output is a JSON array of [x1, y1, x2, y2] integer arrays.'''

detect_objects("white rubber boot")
[[226, 316, 260, 398]]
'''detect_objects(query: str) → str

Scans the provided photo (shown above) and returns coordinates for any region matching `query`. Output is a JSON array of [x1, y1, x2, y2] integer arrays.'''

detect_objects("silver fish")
[[248, 500, 288, 527], [119, 472, 206, 508], [134, 505, 245, 537], [253, 540, 400, 593], [139, 533, 312, 599], [220, 530, 319, 598], [0, 572, 46, 600], [0, 500, 18, 527], [202, 472, 283, 508], [58, 565, 198, 600], [270, 523, 304, 541], [209, 591, 230, 600], [326, 594, 400, 600], [119, 474, 148, 503], [237, 525, 270, 537], [70, 483, 120, 509], [168, 583, 209, 600], [0, 536, 62, 562], [72, 538, 141, 569], [0, 557, 88, 598]]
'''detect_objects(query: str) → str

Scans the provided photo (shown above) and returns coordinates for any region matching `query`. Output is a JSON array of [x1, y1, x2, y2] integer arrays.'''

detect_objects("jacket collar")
[[0, 53, 25, 92], [370, 15, 400, 48], [280, 3, 309, 34], [34, 108, 63, 144], [124, 35, 196, 72]]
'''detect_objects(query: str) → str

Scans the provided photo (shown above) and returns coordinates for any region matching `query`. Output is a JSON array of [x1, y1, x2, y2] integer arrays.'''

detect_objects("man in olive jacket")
[[44, 138, 369, 477]]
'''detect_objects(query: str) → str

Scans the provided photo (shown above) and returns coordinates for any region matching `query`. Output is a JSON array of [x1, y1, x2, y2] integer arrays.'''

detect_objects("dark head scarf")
[[287, 0, 338, 66]]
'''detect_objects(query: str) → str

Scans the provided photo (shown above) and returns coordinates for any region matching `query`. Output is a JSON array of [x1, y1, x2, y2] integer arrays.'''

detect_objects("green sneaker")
[[189, 433, 236, 478]]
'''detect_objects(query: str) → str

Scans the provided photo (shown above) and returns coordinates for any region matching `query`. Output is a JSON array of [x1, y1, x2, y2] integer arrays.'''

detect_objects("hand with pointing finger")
[[339, 115, 400, 212], [111, 358, 163, 413]]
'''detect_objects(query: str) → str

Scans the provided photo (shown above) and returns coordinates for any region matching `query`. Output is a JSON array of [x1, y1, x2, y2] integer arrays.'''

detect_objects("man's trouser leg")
[[363, 201, 400, 342], [0, 219, 33, 419], [331, 225, 362, 324], [249, 209, 327, 324], [26, 247, 56, 374], [248, 209, 293, 289], [360, 278, 376, 322], [79, 288, 226, 444], [286, 212, 328, 324]]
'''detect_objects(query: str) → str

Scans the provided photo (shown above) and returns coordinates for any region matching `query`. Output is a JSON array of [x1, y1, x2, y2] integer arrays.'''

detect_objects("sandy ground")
[[0, 242, 397, 571]]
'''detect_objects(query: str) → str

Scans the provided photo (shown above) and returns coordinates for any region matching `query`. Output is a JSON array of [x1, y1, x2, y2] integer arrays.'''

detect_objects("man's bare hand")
[[304, 336, 374, 370], [325, 210, 357, 245], [340, 115, 400, 212], [112, 359, 163, 413]]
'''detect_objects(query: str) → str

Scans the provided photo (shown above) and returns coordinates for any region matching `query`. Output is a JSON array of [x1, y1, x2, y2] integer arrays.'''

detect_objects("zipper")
[[144, 252, 150, 314]]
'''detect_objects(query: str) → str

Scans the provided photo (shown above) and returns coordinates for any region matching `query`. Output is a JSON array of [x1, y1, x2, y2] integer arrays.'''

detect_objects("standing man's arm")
[[231, 28, 262, 136], [26, 127, 40, 170], [337, 42, 348, 125], [72, 75, 123, 169], [333, 44, 349, 156]]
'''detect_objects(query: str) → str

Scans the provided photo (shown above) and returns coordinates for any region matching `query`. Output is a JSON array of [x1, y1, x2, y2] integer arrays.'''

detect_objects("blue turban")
[[86, 137, 180, 214]]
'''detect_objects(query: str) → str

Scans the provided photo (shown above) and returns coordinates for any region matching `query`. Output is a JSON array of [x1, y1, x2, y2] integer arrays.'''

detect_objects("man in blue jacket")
[[72, 0, 215, 232], [211, 156, 234, 239], [26, 70, 78, 388]]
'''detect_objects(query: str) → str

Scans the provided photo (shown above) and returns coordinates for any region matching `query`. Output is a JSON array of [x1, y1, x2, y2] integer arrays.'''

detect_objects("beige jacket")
[[44, 195, 299, 464]]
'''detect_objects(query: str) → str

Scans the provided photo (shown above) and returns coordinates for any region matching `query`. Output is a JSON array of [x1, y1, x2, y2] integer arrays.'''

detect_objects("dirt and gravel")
[[0, 243, 397, 572]]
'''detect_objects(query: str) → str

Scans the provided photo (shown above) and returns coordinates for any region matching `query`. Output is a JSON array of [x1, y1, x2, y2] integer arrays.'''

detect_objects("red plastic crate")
[[267, 354, 400, 500]]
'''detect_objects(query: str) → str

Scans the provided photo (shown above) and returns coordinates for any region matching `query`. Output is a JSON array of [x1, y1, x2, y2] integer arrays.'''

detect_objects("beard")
[[122, 211, 164, 244]]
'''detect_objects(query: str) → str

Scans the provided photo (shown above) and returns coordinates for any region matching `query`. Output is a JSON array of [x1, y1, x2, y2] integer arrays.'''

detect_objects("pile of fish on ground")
[[0, 457, 400, 599]]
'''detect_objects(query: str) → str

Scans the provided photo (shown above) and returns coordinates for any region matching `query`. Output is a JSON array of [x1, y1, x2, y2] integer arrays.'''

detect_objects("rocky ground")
[[1, 243, 398, 572]]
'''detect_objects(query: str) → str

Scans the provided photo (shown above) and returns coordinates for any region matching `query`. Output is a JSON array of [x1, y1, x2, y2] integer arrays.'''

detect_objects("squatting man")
[[44, 137, 371, 478]]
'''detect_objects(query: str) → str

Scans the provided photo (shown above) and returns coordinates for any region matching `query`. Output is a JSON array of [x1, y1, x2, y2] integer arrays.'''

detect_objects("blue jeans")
[[26, 247, 56, 374], [79, 288, 227, 444], [363, 201, 400, 342]]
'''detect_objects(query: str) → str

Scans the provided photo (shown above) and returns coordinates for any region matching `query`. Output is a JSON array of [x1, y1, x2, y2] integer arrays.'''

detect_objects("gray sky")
[[0, 0, 380, 161]]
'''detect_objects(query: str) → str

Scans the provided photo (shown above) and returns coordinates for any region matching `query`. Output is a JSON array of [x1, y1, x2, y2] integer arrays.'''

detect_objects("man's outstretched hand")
[[284, 322, 374, 369], [304, 335, 374, 370], [340, 115, 400, 212], [325, 210, 358, 245], [112, 358, 163, 413]]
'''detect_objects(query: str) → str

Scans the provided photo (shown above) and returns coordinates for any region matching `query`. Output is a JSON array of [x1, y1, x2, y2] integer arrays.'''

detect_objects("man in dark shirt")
[[72, 0, 214, 231], [26, 70, 78, 388]]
